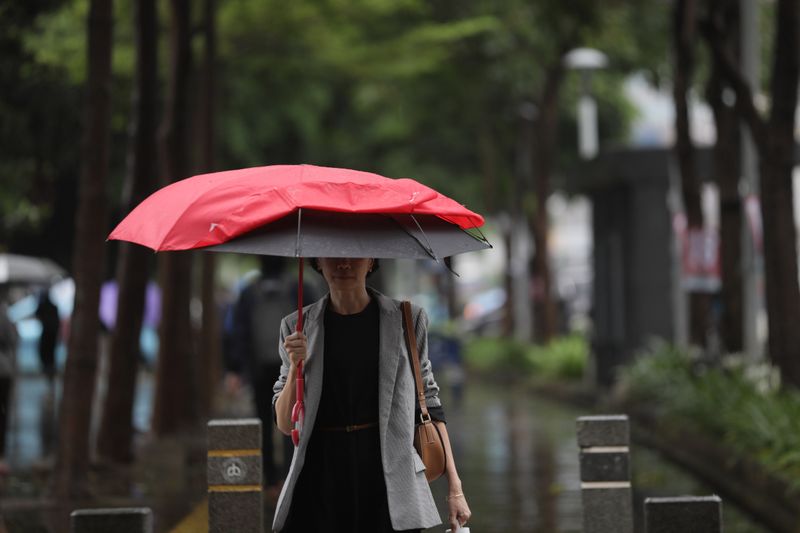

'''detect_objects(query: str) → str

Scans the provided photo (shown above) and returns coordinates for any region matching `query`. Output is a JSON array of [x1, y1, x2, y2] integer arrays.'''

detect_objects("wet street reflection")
[[431, 380, 770, 533], [2, 373, 775, 532], [429, 381, 583, 532], [6, 370, 155, 470], [6, 375, 55, 468]]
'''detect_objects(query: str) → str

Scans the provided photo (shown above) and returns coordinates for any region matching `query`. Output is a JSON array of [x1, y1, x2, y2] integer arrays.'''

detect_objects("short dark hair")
[[309, 258, 380, 277]]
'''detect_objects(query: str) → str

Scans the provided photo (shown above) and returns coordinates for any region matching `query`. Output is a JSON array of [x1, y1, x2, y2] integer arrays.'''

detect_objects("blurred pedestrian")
[[272, 257, 471, 532], [225, 257, 313, 495], [34, 289, 59, 383], [429, 323, 466, 408], [0, 295, 19, 475]]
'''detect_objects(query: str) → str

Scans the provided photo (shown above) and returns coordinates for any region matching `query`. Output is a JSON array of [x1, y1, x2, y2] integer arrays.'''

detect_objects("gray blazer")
[[271, 289, 442, 531]]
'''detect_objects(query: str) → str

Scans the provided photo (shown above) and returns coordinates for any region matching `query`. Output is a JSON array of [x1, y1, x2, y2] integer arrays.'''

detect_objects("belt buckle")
[[346, 424, 356, 432]]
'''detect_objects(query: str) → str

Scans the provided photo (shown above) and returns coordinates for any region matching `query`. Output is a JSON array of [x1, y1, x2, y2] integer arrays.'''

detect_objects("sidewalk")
[[0, 428, 208, 533], [0, 371, 236, 533]]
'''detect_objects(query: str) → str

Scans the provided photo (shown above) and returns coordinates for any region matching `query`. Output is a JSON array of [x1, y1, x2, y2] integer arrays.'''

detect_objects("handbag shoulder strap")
[[401, 301, 430, 421]]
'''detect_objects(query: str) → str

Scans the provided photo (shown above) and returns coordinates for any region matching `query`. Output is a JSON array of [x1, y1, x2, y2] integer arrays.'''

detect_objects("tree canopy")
[[2, 0, 665, 263]]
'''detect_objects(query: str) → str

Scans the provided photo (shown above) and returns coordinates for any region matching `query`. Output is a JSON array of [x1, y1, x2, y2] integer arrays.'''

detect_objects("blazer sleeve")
[[413, 305, 442, 410], [271, 315, 294, 422]]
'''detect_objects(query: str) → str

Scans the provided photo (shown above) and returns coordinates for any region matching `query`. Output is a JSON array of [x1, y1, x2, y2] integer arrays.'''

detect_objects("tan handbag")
[[401, 301, 447, 482]]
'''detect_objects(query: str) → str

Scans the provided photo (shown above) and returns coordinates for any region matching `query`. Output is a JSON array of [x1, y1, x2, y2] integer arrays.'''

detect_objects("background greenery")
[[464, 334, 588, 380], [619, 342, 800, 491], [0, 0, 666, 270]]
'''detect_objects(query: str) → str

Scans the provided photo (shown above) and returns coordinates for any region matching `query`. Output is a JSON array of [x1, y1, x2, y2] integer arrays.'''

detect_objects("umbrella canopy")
[[0, 254, 65, 285], [205, 210, 489, 260], [108, 164, 485, 252]]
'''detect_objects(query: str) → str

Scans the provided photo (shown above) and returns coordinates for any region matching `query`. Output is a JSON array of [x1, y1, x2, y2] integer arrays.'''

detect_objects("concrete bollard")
[[577, 415, 633, 533], [645, 496, 723, 533], [70, 508, 153, 533], [207, 418, 264, 533]]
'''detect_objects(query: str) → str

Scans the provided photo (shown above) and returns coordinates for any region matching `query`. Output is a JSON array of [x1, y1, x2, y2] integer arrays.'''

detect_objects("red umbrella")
[[109, 164, 483, 251], [109, 164, 488, 445]]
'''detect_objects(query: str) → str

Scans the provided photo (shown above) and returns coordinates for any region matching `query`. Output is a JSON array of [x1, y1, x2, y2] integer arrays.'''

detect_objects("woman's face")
[[316, 257, 374, 290]]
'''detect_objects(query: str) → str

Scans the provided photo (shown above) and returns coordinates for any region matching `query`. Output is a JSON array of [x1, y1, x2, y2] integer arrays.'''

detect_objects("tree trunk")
[[53, 0, 113, 497], [152, 0, 198, 434], [706, 0, 743, 354], [709, 89, 743, 353], [152, 251, 196, 433], [530, 61, 564, 344], [96, 0, 159, 463], [478, 125, 498, 216], [760, 155, 800, 383], [196, 0, 219, 419], [761, 0, 800, 384], [705, 0, 800, 387], [199, 255, 220, 417], [502, 226, 514, 337], [673, 0, 710, 348]]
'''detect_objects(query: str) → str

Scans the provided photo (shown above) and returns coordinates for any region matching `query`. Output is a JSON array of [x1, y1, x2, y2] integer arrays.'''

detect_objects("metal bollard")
[[70, 508, 153, 533], [577, 415, 633, 533], [207, 418, 264, 533], [645, 495, 723, 533]]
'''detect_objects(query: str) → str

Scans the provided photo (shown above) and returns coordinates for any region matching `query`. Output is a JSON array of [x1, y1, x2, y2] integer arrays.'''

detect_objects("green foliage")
[[527, 335, 588, 380], [213, 0, 659, 214], [464, 336, 535, 375], [215, 0, 503, 210], [23, 0, 88, 83], [0, 0, 84, 262], [619, 341, 800, 489], [464, 334, 587, 381], [3, 0, 671, 262], [23, 0, 136, 83]]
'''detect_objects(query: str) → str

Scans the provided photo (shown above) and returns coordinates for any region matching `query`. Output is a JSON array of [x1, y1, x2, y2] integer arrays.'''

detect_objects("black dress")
[[281, 298, 422, 533]]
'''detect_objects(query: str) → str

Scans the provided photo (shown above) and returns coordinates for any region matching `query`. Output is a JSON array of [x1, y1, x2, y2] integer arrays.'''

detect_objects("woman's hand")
[[283, 331, 307, 367], [275, 330, 308, 435], [447, 493, 471, 531]]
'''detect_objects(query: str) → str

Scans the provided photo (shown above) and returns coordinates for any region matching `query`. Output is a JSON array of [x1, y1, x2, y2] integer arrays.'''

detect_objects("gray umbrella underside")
[[204, 209, 491, 260], [0, 253, 65, 285]]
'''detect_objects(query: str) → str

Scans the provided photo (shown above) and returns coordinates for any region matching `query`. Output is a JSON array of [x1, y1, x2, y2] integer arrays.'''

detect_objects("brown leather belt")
[[317, 421, 378, 433]]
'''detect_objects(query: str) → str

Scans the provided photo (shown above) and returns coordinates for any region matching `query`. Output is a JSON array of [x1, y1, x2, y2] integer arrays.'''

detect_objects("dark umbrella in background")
[[109, 164, 491, 445]]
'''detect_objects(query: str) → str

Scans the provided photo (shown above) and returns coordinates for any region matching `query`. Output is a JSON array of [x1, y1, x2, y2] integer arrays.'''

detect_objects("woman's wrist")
[[447, 470, 462, 487], [447, 479, 463, 495]]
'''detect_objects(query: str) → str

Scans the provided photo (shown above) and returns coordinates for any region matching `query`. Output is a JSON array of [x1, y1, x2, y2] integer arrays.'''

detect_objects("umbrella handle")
[[293, 360, 304, 413], [291, 399, 304, 446], [290, 257, 305, 447], [291, 358, 305, 447]]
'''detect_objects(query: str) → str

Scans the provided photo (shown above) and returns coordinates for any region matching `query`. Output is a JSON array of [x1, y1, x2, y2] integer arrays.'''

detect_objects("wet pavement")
[[431, 381, 769, 532], [1, 371, 773, 532]]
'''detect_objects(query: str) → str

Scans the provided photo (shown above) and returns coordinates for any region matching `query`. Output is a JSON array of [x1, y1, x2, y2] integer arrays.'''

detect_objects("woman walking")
[[273, 257, 471, 532]]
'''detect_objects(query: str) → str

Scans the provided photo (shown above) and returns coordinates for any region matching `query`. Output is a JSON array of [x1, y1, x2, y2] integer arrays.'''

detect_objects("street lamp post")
[[565, 48, 609, 160]]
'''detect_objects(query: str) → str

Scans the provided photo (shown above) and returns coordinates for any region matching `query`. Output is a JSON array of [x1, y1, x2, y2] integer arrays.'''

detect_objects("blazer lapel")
[[375, 290, 402, 446], [299, 295, 327, 445]]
